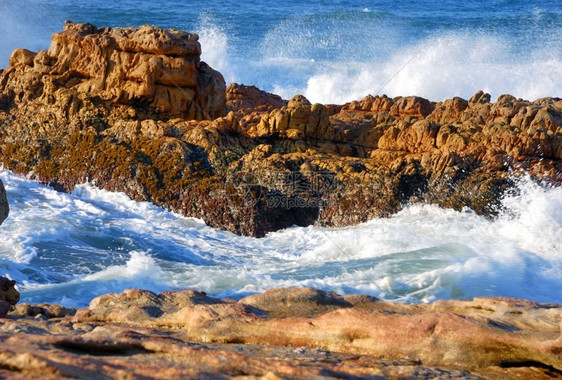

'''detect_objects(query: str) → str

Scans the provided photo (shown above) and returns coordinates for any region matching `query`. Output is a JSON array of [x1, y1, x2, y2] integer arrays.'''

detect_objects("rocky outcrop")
[[1, 287, 560, 378], [0, 21, 225, 132], [0, 277, 18, 317], [0, 22, 560, 236], [0, 179, 8, 225]]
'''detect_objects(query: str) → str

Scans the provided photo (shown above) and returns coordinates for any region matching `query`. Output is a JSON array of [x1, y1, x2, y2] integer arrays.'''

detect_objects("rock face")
[[0, 277, 19, 317], [0, 22, 561, 236], [0, 21, 225, 128], [0, 179, 8, 225], [1, 287, 560, 378]]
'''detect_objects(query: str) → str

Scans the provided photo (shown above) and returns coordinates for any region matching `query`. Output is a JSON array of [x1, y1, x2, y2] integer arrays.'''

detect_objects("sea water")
[[0, 171, 560, 307], [1, 0, 561, 103], [0, 1, 561, 307]]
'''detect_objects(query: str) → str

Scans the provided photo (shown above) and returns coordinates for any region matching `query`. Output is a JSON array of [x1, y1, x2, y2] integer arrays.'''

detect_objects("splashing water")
[[0, 171, 560, 307], [0, 1, 560, 102]]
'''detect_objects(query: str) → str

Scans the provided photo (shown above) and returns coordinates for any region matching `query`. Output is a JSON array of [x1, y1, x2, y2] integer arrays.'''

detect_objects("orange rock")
[[2, 287, 558, 378], [0, 21, 560, 237], [0, 22, 225, 122]]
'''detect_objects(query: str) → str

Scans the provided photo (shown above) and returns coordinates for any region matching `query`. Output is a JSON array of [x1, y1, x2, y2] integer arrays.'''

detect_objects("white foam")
[[300, 33, 562, 103], [196, 15, 237, 84]]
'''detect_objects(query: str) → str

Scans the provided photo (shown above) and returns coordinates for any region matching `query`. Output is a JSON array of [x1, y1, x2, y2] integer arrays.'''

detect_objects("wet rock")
[[0, 180, 8, 225], [0, 277, 19, 317]]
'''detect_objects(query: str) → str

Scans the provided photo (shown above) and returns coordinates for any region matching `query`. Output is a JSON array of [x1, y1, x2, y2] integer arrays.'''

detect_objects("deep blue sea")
[[0, 1, 561, 307]]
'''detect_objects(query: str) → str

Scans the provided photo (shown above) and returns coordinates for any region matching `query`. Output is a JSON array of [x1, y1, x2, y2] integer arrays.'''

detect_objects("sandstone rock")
[[0, 22, 225, 123], [1, 287, 559, 378], [251, 94, 332, 141], [8, 48, 36, 67], [389, 96, 435, 118], [469, 90, 491, 104], [226, 83, 285, 113], [344, 94, 394, 113], [428, 96, 469, 124], [240, 287, 353, 317]]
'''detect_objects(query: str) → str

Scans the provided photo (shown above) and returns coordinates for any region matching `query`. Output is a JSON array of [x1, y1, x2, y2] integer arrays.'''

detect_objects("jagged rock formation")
[[1, 287, 560, 378], [0, 22, 560, 236], [0, 22, 225, 130]]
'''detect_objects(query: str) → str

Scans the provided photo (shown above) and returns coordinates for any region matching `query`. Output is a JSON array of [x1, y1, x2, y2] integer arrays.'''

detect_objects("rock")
[[389, 96, 435, 118], [12, 303, 75, 319], [0, 277, 19, 317], [469, 90, 491, 104], [0, 287, 560, 378], [226, 83, 285, 113], [0, 22, 225, 124], [240, 287, 353, 317], [0, 277, 19, 306], [0, 180, 8, 225], [250, 94, 332, 140], [0, 22, 560, 237], [8, 48, 36, 67]]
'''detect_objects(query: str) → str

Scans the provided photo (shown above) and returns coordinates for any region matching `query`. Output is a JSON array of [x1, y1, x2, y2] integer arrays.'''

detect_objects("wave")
[[192, 13, 561, 103], [0, 2, 62, 68], [0, 171, 560, 307], [196, 14, 235, 83], [1, 4, 560, 103], [273, 32, 562, 103]]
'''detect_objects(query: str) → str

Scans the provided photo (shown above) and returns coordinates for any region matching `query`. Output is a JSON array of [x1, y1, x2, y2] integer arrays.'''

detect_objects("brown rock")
[[0, 180, 8, 225], [251, 94, 332, 141], [8, 48, 36, 67], [226, 83, 285, 114], [240, 287, 353, 317], [0, 22, 225, 123], [0, 277, 19, 317], [0, 277, 19, 306], [390, 96, 435, 118], [344, 94, 394, 113], [0, 23, 560, 237], [1, 287, 559, 378], [428, 96, 469, 124], [469, 90, 491, 104]]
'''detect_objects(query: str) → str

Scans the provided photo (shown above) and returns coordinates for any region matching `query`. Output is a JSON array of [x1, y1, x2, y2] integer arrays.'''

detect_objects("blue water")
[[0, 1, 561, 307], [1, 1, 561, 102]]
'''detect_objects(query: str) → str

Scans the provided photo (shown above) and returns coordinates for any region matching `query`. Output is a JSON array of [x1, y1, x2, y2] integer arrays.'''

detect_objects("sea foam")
[[0, 171, 560, 307], [0, 2, 560, 306]]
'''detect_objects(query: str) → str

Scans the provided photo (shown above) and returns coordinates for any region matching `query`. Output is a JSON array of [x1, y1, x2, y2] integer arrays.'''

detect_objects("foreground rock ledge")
[[0, 22, 561, 236], [1, 287, 561, 379]]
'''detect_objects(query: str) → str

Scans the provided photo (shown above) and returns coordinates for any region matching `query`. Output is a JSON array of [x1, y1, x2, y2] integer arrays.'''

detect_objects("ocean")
[[0, 0, 561, 307]]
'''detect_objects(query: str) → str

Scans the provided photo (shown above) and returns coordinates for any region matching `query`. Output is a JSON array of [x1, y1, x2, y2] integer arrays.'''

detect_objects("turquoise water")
[[0, 1, 561, 307]]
